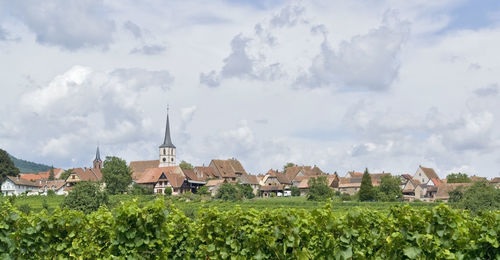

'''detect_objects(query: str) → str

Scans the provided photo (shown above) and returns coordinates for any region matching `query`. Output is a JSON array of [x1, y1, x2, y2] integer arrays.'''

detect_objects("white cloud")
[[130, 44, 166, 55], [296, 12, 409, 91], [5, 0, 115, 50]]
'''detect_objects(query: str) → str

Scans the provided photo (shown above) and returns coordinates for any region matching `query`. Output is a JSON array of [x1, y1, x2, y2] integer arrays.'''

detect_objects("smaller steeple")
[[93, 146, 102, 169]]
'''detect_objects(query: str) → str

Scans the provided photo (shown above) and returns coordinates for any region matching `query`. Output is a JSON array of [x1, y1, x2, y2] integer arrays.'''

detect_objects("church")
[[130, 109, 205, 194]]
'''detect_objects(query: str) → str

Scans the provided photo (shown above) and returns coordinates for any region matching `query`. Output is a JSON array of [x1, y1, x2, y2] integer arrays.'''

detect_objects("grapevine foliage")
[[0, 199, 499, 259]]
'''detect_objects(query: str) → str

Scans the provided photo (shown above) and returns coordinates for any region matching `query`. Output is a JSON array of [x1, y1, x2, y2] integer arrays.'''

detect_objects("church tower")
[[93, 146, 103, 169], [159, 109, 176, 167]]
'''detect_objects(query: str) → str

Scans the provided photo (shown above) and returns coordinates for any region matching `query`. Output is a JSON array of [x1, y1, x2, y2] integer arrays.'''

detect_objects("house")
[[1, 176, 41, 196], [260, 184, 284, 198], [181, 168, 207, 193], [345, 171, 363, 178], [205, 179, 226, 196], [209, 159, 243, 182], [20, 172, 49, 182], [338, 177, 362, 195], [38, 180, 67, 195], [402, 178, 421, 201], [65, 147, 103, 188], [298, 175, 339, 196], [399, 174, 413, 189], [65, 167, 103, 187], [434, 183, 474, 202], [413, 165, 440, 185], [262, 169, 291, 186], [284, 165, 324, 186], [470, 176, 487, 182], [136, 166, 189, 195], [238, 173, 260, 195]]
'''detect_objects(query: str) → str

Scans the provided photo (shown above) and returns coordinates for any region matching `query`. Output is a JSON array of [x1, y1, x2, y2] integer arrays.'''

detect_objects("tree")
[[307, 176, 333, 201], [283, 162, 297, 172], [215, 183, 242, 201], [376, 175, 403, 201], [290, 186, 301, 197], [101, 156, 132, 195], [238, 184, 255, 199], [359, 168, 375, 201], [62, 182, 108, 213], [446, 173, 471, 183], [0, 149, 20, 182], [164, 187, 172, 196], [130, 183, 153, 195], [48, 166, 55, 181], [59, 169, 72, 181], [455, 182, 500, 213], [197, 186, 210, 196], [179, 160, 194, 170]]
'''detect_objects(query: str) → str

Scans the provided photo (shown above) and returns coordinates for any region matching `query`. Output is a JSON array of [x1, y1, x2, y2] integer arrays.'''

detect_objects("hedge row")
[[1, 199, 499, 259]]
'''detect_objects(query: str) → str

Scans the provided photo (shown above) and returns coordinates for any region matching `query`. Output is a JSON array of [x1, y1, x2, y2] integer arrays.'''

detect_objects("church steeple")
[[159, 110, 175, 148], [93, 146, 102, 169], [159, 107, 176, 167]]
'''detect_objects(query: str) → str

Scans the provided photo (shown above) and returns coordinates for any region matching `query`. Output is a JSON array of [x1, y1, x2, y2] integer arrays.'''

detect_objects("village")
[[2, 111, 500, 203]]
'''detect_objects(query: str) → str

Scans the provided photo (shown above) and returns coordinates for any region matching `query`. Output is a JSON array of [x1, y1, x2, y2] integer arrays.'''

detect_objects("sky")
[[1, 0, 500, 178]]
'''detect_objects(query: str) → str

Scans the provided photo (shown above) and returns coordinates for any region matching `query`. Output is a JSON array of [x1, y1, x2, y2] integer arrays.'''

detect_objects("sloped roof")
[[346, 171, 364, 178], [136, 166, 177, 184], [338, 177, 362, 188], [130, 160, 159, 180], [165, 172, 186, 188], [419, 166, 439, 180], [210, 159, 248, 178], [182, 169, 199, 181], [285, 166, 324, 181], [435, 183, 473, 199], [297, 178, 310, 189], [40, 180, 66, 190], [70, 168, 102, 182], [239, 174, 260, 185], [370, 173, 391, 186], [6, 176, 41, 187], [159, 113, 175, 148], [206, 179, 225, 187], [20, 172, 49, 181], [260, 184, 284, 191], [267, 170, 291, 184], [194, 166, 217, 180]]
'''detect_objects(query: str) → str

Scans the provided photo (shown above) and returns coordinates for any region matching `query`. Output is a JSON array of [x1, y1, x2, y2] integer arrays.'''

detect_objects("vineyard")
[[1, 199, 499, 259]]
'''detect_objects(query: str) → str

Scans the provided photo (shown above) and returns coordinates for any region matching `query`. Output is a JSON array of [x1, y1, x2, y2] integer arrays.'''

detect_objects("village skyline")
[[2, 1, 500, 178]]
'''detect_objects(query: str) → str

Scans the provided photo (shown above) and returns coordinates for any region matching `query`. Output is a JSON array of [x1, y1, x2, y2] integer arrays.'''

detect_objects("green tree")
[[101, 156, 132, 195], [290, 186, 301, 196], [307, 176, 333, 201], [238, 184, 255, 199], [130, 183, 153, 195], [359, 168, 375, 201], [0, 149, 20, 182], [215, 183, 242, 201], [197, 186, 210, 196], [59, 169, 73, 181], [283, 162, 297, 172], [456, 182, 500, 213], [179, 160, 194, 170], [62, 182, 108, 213], [164, 186, 172, 196], [376, 175, 403, 201], [48, 166, 55, 181], [446, 173, 471, 183]]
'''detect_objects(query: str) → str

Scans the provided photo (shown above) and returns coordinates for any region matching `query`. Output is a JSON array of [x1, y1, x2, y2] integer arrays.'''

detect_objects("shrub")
[[165, 186, 172, 196], [307, 176, 333, 201], [197, 186, 210, 196], [215, 183, 242, 201], [130, 183, 153, 195], [62, 182, 108, 213], [290, 186, 301, 197]]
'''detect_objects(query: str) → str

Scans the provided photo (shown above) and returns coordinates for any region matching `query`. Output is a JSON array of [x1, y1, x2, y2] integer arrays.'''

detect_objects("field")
[[12, 194, 437, 216]]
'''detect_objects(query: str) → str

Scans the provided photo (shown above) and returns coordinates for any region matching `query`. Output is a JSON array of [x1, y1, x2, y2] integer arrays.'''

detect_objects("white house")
[[1, 176, 41, 196]]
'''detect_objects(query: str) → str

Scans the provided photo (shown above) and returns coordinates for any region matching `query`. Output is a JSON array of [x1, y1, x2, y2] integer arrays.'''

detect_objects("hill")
[[8, 154, 52, 173]]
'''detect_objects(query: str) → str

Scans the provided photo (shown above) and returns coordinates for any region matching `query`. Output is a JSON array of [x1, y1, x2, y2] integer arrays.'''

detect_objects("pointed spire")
[[160, 107, 176, 148], [95, 146, 101, 162]]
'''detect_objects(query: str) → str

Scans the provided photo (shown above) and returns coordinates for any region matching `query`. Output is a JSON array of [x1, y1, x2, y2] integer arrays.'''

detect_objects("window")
[[171, 158, 174, 162], [163, 158, 166, 162]]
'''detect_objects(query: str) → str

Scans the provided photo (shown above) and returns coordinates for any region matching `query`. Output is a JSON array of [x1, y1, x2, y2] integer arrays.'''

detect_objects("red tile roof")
[[6, 176, 41, 187], [130, 160, 159, 180]]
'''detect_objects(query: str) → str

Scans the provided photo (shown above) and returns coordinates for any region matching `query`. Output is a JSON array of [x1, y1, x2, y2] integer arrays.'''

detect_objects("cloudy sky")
[[1, 0, 500, 177]]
